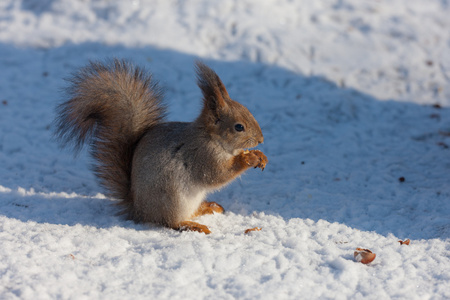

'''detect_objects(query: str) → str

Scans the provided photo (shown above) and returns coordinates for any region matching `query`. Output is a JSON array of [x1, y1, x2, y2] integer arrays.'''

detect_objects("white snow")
[[1, 0, 450, 299]]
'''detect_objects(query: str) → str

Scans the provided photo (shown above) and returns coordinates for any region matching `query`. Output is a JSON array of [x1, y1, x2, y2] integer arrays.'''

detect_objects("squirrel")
[[55, 59, 268, 234]]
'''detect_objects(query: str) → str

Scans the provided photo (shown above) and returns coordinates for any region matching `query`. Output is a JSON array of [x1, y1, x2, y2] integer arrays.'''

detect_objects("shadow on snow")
[[0, 42, 449, 240]]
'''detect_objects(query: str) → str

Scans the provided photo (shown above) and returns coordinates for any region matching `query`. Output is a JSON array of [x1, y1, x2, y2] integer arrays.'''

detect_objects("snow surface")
[[1, 0, 450, 299]]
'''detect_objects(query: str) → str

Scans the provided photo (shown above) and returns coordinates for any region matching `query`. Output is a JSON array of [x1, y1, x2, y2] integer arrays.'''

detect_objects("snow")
[[1, 0, 450, 299]]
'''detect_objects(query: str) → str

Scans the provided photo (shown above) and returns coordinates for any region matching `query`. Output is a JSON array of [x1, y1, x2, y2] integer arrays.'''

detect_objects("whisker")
[[243, 138, 256, 149]]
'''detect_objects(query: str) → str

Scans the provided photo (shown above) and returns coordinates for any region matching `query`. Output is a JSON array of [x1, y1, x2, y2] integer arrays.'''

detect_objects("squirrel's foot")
[[242, 150, 268, 171], [176, 221, 211, 234], [193, 201, 225, 218]]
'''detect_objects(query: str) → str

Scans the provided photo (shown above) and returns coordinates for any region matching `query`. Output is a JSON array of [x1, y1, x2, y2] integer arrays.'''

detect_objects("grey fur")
[[55, 59, 264, 230]]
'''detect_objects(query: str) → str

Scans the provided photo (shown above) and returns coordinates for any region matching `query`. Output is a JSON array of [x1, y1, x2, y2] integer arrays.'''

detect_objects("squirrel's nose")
[[258, 136, 264, 144]]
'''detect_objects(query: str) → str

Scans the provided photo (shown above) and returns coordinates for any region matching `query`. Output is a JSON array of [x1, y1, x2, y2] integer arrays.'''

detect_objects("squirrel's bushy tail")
[[55, 59, 166, 204]]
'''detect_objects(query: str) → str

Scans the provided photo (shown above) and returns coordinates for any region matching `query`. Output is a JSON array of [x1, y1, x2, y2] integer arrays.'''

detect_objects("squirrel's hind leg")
[[175, 221, 211, 234], [192, 201, 225, 218], [172, 202, 223, 234]]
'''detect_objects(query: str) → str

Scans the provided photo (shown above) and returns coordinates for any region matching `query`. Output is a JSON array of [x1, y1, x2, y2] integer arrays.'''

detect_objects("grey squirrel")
[[55, 59, 267, 234]]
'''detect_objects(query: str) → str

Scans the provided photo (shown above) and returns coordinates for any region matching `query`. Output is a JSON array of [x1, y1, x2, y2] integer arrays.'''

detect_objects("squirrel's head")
[[195, 61, 264, 154]]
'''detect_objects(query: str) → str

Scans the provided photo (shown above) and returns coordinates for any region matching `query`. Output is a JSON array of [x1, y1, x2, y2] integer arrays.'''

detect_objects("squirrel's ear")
[[196, 61, 229, 116]]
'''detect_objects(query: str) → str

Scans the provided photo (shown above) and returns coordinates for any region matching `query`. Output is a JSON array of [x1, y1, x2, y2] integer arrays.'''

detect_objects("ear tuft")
[[195, 61, 230, 114]]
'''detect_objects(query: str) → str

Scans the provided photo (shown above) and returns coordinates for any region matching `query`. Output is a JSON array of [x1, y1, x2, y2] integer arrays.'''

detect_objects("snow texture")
[[1, 0, 450, 299]]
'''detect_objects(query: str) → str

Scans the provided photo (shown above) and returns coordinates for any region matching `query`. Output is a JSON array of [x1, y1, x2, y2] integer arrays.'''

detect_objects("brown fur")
[[176, 221, 211, 234], [55, 59, 166, 205], [191, 201, 225, 218]]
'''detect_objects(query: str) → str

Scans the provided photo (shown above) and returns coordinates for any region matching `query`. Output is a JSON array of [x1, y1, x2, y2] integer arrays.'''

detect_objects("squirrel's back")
[[54, 59, 166, 206]]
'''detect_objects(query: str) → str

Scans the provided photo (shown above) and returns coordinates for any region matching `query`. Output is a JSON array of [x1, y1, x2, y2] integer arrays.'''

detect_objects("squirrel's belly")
[[178, 189, 207, 220]]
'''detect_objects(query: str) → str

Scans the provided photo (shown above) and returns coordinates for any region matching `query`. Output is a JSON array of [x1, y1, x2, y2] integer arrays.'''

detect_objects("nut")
[[244, 227, 262, 234], [354, 248, 376, 264]]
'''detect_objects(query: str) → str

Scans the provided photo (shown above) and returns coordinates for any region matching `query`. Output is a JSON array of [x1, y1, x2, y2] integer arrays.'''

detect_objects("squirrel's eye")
[[234, 124, 245, 132]]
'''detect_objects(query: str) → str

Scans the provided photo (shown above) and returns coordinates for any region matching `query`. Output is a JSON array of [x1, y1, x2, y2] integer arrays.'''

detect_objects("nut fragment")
[[398, 239, 410, 245], [354, 248, 376, 264], [245, 227, 262, 234]]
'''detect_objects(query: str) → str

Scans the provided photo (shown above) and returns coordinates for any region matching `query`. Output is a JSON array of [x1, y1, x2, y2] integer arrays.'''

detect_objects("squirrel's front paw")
[[243, 150, 268, 171]]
